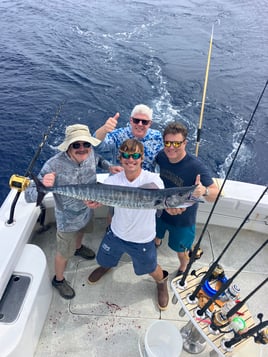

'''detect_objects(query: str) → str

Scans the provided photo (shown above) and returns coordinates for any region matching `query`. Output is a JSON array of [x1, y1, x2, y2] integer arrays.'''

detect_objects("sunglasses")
[[132, 117, 150, 126], [164, 140, 185, 148], [71, 142, 91, 149], [120, 152, 142, 160]]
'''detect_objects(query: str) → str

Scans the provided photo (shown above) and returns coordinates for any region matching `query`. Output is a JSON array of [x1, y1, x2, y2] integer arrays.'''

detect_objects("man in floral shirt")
[[94, 104, 163, 172]]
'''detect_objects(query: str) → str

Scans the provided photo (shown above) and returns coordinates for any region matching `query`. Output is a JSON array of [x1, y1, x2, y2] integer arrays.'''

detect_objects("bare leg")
[[177, 251, 189, 272], [149, 264, 165, 281]]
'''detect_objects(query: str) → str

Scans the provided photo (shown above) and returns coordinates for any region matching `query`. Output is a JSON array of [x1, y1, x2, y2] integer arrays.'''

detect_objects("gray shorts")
[[56, 218, 94, 259]]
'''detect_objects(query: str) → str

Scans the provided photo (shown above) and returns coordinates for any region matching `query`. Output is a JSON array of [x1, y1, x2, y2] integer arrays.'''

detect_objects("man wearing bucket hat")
[[25, 124, 120, 299]]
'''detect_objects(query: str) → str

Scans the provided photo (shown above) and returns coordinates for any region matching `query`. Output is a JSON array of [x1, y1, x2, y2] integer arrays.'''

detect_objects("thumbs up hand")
[[193, 174, 205, 198], [104, 112, 120, 133]]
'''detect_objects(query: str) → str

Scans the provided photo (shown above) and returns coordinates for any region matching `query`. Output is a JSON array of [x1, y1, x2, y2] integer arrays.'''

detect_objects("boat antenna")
[[179, 79, 268, 287], [195, 24, 214, 157], [6, 101, 65, 225]]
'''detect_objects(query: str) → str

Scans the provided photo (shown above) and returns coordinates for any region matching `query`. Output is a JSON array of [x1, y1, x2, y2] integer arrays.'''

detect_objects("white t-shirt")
[[104, 170, 164, 243]]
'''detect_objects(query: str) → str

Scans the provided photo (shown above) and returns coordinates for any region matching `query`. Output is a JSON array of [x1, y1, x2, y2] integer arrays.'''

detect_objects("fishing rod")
[[6, 101, 65, 225], [209, 277, 268, 333], [186, 186, 267, 300], [195, 24, 214, 157], [226, 277, 268, 319], [196, 239, 267, 316], [178, 79, 268, 287], [222, 313, 268, 349]]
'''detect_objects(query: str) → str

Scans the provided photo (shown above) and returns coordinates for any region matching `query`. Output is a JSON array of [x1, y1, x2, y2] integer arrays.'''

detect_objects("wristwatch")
[[203, 187, 209, 197]]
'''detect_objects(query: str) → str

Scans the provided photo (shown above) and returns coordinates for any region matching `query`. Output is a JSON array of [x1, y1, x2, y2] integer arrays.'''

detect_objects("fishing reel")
[[254, 314, 268, 345], [255, 327, 268, 344], [201, 265, 228, 298], [221, 313, 268, 351], [189, 245, 203, 261], [9, 174, 30, 192]]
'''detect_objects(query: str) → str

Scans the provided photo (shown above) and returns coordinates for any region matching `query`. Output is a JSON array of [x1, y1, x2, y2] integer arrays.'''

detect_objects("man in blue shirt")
[[94, 104, 163, 172], [154, 122, 219, 277]]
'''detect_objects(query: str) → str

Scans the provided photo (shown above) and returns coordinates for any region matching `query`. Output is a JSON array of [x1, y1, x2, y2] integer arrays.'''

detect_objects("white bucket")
[[144, 320, 183, 357]]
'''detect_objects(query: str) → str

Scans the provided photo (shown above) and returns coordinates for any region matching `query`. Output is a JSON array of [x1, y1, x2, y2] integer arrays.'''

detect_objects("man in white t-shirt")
[[87, 138, 169, 310]]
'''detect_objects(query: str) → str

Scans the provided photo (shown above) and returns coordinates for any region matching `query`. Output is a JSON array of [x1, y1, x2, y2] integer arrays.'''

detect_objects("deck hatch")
[[0, 274, 31, 323]]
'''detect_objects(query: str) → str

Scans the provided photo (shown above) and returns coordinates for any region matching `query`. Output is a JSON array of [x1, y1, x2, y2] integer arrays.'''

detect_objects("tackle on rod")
[[6, 101, 65, 225], [222, 313, 268, 350], [178, 79, 268, 287], [208, 276, 268, 334], [187, 186, 268, 302], [196, 239, 267, 316]]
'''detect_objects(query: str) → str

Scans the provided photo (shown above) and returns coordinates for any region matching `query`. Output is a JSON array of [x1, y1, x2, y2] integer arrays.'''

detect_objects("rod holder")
[[181, 321, 207, 354]]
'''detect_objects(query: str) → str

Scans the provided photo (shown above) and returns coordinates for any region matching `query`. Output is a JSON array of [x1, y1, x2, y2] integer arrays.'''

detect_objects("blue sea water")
[[0, 0, 267, 206]]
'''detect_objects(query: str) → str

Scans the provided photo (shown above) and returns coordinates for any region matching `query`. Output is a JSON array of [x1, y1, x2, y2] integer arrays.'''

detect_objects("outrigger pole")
[[178, 79, 268, 287], [6, 101, 65, 225], [195, 24, 214, 157]]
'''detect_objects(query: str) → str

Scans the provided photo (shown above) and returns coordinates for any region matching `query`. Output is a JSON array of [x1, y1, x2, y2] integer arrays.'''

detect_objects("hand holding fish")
[[109, 165, 124, 174], [42, 172, 56, 187], [165, 207, 186, 215], [84, 200, 102, 209]]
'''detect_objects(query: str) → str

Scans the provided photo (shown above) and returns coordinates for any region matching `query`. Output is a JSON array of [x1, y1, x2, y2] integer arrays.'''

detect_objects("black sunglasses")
[[132, 117, 151, 126], [71, 142, 91, 149]]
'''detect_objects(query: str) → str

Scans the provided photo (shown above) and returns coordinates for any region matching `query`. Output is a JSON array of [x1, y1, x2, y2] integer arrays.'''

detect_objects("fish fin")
[[139, 182, 159, 189], [31, 174, 47, 206]]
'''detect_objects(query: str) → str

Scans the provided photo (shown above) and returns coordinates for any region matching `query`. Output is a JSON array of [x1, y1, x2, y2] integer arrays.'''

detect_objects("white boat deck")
[[30, 209, 268, 357]]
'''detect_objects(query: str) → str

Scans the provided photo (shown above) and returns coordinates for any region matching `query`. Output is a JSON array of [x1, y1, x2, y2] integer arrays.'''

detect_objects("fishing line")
[[6, 101, 65, 225], [179, 79, 268, 287]]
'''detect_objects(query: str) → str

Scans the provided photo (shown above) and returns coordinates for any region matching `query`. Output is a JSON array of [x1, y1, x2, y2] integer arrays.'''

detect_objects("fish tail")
[[31, 174, 47, 206]]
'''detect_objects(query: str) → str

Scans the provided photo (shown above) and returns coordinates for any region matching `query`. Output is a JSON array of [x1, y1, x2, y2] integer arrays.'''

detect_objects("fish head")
[[165, 185, 197, 208]]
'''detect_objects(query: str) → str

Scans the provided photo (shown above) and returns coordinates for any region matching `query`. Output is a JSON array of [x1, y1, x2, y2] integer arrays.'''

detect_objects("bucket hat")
[[58, 124, 101, 151]]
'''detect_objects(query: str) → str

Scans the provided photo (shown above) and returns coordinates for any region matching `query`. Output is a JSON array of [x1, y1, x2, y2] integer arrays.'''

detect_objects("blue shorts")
[[156, 217, 195, 253], [96, 228, 157, 275]]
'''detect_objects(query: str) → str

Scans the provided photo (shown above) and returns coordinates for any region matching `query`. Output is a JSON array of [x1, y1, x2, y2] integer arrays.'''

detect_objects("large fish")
[[32, 176, 198, 209]]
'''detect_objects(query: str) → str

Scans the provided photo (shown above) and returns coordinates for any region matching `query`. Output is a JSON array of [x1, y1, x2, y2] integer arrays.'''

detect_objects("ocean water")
[[0, 0, 267, 206]]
